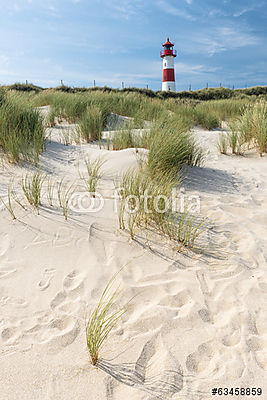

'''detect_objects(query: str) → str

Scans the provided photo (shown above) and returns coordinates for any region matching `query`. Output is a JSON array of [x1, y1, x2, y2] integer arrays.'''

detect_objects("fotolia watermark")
[[69, 188, 201, 214]]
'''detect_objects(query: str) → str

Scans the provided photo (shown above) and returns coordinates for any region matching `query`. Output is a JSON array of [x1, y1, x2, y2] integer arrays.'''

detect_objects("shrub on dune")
[[148, 116, 204, 178]]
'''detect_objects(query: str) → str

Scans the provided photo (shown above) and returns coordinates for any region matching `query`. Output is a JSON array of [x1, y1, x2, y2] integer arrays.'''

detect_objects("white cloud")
[[233, 8, 250, 17], [188, 26, 259, 56], [176, 62, 220, 74], [218, 26, 258, 47], [157, 0, 195, 20], [96, 0, 145, 20]]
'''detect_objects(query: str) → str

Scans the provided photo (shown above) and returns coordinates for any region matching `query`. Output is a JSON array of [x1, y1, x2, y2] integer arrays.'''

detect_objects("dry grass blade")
[[0, 180, 16, 220], [86, 271, 133, 366]]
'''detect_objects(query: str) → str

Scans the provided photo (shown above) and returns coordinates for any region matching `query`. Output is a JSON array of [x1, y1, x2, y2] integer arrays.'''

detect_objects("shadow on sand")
[[181, 165, 241, 194]]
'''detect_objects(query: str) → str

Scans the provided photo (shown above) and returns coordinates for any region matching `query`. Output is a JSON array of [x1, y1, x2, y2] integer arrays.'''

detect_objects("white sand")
[[0, 118, 266, 399]]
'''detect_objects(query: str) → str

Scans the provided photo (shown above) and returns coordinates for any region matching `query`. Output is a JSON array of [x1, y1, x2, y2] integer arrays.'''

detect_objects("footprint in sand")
[[50, 270, 84, 312], [186, 341, 215, 374], [63, 270, 85, 294], [222, 327, 241, 347], [0, 267, 16, 279], [39, 316, 80, 353], [50, 291, 67, 310], [38, 268, 56, 291], [0, 296, 28, 308], [0, 234, 11, 257], [1, 326, 20, 344]]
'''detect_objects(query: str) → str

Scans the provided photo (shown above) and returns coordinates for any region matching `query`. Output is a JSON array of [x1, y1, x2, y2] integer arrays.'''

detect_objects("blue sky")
[[0, 0, 266, 91]]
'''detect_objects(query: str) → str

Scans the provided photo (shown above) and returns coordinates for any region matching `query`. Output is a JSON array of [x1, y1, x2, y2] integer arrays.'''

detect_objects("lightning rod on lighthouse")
[[160, 37, 176, 91]]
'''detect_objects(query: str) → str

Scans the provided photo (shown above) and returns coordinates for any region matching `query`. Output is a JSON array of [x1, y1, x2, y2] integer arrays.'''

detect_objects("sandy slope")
[[0, 119, 266, 400]]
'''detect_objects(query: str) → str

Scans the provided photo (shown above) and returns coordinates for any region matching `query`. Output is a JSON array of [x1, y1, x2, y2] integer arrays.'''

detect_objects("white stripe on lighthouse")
[[163, 56, 175, 69], [162, 82, 176, 91]]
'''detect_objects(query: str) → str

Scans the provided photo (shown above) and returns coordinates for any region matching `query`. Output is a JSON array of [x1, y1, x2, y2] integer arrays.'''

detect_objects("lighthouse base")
[[162, 81, 176, 92]]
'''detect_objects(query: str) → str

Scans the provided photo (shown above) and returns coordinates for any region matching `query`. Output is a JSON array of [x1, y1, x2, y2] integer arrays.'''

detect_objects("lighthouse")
[[160, 37, 177, 91]]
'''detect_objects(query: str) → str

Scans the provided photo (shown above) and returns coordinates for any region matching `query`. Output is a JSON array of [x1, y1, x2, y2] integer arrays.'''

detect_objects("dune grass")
[[148, 116, 204, 178], [79, 157, 105, 194], [47, 176, 56, 206], [118, 167, 208, 250], [86, 271, 132, 366], [79, 106, 105, 142], [160, 208, 209, 250], [0, 93, 45, 164], [221, 101, 267, 156], [0, 180, 16, 220], [57, 179, 76, 220], [238, 101, 267, 156], [21, 171, 45, 214], [218, 133, 228, 154]]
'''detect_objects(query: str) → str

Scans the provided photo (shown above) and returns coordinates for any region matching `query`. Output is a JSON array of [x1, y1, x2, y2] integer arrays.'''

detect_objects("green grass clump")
[[0, 180, 17, 220], [0, 93, 45, 164], [218, 133, 228, 154], [148, 116, 204, 178], [47, 176, 56, 206], [79, 107, 105, 142], [223, 101, 267, 156], [86, 271, 132, 366], [118, 168, 208, 250], [21, 171, 45, 213], [112, 124, 152, 151], [161, 209, 209, 249], [112, 128, 135, 150], [239, 101, 267, 156], [193, 106, 220, 130], [49, 93, 88, 123], [79, 157, 105, 193], [57, 179, 76, 220]]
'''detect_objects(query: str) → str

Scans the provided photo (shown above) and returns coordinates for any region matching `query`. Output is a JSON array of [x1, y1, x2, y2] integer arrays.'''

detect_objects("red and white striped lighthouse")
[[160, 37, 177, 91]]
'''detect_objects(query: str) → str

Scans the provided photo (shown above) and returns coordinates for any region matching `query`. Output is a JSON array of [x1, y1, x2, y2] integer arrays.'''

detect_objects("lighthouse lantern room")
[[160, 37, 176, 91]]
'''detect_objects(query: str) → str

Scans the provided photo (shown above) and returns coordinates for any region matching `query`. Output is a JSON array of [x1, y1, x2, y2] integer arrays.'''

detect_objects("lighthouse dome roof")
[[162, 37, 174, 47]]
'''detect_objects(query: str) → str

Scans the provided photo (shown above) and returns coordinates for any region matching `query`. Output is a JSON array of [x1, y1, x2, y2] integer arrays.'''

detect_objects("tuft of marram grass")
[[218, 133, 228, 154], [117, 168, 209, 250], [79, 106, 104, 143], [21, 171, 45, 214], [86, 271, 132, 366], [0, 93, 45, 164], [57, 179, 76, 220], [47, 176, 56, 207], [79, 156, 105, 194], [148, 116, 204, 178], [240, 101, 267, 156], [0, 180, 16, 220], [112, 125, 151, 151]]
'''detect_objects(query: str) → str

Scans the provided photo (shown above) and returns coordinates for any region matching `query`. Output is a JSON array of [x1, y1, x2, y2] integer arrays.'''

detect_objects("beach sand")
[[0, 116, 266, 399]]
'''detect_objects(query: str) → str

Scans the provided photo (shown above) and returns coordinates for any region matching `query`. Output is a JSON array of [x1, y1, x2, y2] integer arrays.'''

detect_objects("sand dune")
[[0, 118, 266, 399]]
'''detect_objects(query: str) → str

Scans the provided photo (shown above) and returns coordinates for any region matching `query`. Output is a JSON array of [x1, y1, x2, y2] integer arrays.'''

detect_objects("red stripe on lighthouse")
[[163, 69, 175, 82]]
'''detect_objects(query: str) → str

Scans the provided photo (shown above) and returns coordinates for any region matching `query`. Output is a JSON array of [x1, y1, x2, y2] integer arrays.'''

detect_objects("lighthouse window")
[[164, 62, 167, 67]]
